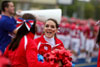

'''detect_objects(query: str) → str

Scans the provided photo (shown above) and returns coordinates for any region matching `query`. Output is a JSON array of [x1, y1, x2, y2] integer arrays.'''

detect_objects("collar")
[[44, 35, 54, 42], [40, 34, 61, 45]]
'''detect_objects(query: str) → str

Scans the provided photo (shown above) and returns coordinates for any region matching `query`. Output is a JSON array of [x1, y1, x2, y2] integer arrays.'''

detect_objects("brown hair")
[[46, 18, 59, 29], [1, 1, 12, 12]]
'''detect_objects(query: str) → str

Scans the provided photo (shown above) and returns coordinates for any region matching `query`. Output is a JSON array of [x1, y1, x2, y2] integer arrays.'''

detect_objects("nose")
[[48, 26, 52, 29]]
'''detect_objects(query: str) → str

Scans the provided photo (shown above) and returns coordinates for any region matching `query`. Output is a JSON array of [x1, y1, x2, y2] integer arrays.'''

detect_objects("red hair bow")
[[16, 18, 34, 31]]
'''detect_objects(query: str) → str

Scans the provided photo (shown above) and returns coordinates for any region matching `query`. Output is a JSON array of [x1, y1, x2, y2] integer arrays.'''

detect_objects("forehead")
[[45, 20, 56, 26], [8, 2, 14, 6]]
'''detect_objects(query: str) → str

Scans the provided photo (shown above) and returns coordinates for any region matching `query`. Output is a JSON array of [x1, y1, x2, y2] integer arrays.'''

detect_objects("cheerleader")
[[34, 18, 64, 57], [3, 13, 52, 67]]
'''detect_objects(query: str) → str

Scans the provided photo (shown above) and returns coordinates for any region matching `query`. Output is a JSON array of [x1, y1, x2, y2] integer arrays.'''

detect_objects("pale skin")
[[44, 20, 58, 38]]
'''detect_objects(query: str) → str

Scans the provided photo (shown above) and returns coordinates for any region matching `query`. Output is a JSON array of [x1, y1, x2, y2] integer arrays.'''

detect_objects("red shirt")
[[84, 26, 95, 39], [4, 32, 52, 67], [70, 24, 81, 38], [58, 23, 70, 35]]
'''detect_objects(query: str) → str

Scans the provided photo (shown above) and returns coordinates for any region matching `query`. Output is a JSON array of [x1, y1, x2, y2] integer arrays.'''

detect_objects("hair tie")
[[16, 18, 34, 31]]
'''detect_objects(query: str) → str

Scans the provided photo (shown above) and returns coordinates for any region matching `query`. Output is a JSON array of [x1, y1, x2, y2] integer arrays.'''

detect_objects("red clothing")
[[58, 23, 70, 35], [97, 44, 100, 67], [0, 56, 10, 67], [70, 24, 81, 38], [34, 35, 64, 55], [84, 26, 95, 39], [4, 32, 52, 67], [36, 21, 44, 35]]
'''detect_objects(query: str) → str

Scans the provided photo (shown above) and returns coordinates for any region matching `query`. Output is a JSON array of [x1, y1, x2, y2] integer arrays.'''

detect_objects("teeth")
[[47, 32, 52, 34]]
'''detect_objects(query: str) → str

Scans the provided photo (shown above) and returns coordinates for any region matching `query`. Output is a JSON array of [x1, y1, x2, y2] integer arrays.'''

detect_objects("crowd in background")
[[35, 16, 99, 63], [0, 0, 99, 67]]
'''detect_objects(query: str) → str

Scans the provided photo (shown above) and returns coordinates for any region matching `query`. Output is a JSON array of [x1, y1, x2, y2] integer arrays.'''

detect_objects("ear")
[[5, 7, 8, 11]]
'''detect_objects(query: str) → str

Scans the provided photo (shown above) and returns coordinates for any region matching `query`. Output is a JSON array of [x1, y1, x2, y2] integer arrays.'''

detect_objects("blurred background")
[[0, 0, 100, 67], [0, 0, 100, 20]]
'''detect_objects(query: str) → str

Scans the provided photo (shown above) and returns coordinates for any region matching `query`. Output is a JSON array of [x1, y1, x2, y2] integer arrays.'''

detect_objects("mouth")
[[47, 31, 52, 34]]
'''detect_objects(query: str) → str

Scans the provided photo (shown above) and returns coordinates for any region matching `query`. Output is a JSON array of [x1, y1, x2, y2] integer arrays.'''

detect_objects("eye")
[[51, 25, 55, 28], [45, 24, 49, 28]]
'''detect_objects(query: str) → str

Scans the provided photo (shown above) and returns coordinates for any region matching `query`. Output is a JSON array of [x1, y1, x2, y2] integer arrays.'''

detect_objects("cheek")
[[11, 8, 14, 11], [43, 28, 46, 32], [8, 8, 12, 11], [10, 6, 14, 10], [52, 29, 57, 33]]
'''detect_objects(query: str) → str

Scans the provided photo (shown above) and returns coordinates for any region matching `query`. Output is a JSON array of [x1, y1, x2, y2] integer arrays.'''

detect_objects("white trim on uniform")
[[24, 35, 28, 50], [37, 42, 41, 50], [54, 43, 61, 47]]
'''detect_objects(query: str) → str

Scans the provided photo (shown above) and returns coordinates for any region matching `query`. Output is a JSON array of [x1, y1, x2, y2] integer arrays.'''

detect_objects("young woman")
[[34, 18, 64, 56], [3, 13, 52, 67]]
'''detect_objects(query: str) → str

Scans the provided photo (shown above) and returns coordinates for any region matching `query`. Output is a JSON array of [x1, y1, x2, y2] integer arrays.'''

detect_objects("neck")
[[44, 35, 54, 40], [44, 35, 55, 48], [3, 11, 12, 17]]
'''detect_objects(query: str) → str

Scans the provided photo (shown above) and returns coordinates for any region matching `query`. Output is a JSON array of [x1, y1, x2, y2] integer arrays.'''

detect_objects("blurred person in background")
[[0, 1, 17, 53], [57, 17, 70, 49], [79, 20, 87, 58], [84, 21, 96, 63], [57, 20, 71, 49], [63, 22, 71, 49], [70, 21, 81, 62], [35, 20, 44, 38]]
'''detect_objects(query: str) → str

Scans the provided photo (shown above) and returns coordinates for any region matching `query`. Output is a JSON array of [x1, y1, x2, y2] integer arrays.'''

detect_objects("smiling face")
[[44, 20, 58, 38]]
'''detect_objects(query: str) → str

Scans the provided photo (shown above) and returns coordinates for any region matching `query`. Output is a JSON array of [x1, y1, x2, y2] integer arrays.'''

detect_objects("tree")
[[84, 3, 95, 19], [59, 0, 77, 17]]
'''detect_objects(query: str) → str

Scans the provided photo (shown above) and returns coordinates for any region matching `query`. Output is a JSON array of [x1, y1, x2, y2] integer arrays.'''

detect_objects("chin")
[[46, 35, 52, 38], [48, 37, 52, 38]]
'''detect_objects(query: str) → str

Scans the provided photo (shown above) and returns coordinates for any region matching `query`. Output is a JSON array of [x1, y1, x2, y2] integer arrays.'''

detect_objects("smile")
[[47, 32, 52, 34]]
